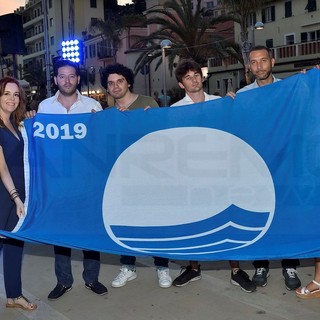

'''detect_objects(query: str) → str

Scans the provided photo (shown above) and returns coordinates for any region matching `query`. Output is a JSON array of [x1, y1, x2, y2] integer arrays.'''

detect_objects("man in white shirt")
[[37, 59, 107, 300], [229, 45, 301, 291], [171, 59, 220, 107]]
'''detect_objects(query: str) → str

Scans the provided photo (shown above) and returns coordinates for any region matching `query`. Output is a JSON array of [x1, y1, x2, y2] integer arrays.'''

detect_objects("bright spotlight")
[[61, 39, 83, 63]]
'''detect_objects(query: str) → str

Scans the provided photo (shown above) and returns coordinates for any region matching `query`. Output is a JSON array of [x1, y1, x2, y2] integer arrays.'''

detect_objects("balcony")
[[97, 49, 113, 59], [208, 56, 239, 68], [273, 41, 320, 59], [23, 49, 45, 60], [23, 14, 43, 28], [208, 40, 320, 70], [25, 31, 44, 43]]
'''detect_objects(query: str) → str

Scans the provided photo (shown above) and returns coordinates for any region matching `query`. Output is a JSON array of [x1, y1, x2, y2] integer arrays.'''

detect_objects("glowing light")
[[61, 39, 82, 63]]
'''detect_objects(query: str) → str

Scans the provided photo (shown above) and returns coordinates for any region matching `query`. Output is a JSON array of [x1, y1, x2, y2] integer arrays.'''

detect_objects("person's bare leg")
[[296, 258, 320, 294], [229, 260, 240, 273], [189, 261, 199, 269]]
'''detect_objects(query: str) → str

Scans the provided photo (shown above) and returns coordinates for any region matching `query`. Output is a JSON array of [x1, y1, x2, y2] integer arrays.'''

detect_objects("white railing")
[[208, 40, 320, 68]]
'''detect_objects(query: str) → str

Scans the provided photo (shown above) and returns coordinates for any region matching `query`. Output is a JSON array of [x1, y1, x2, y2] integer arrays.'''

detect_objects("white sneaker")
[[112, 267, 137, 288], [157, 268, 172, 288]]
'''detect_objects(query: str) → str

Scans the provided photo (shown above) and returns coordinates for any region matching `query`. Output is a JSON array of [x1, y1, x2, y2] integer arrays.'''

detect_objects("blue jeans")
[[120, 255, 169, 270], [54, 246, 100, 286]]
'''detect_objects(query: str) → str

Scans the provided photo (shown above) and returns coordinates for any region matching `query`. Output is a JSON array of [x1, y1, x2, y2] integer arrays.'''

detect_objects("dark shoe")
[[231, 269, 256, 293], [85, 281, 108, 295], [173, 265, 201, 287], [283, 268, 301, 290], [48, 284, 72, 300], [252, 267, 269, 287]]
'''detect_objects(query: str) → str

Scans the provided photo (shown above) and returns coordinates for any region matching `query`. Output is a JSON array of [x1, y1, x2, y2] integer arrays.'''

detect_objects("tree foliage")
[[132, 0, 242, 74], [23, 63, 46, 91], [89, 18, 123, 63], [221, 0, 267, 68], [89, 9, 145, 63]]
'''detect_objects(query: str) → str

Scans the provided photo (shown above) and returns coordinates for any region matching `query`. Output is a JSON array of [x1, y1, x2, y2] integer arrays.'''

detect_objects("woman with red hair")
[[0, 76, 37, 311]]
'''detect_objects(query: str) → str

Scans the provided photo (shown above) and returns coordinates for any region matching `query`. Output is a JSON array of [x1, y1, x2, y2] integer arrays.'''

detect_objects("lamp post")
[[201, 66, 208, 91], [252, 21, 264, 47], [160, 39, 172, 107], [87, 66, 94, 97]]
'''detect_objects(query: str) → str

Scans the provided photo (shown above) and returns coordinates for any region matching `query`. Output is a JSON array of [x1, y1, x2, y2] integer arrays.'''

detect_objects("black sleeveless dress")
[[0, 122, 25, 231]]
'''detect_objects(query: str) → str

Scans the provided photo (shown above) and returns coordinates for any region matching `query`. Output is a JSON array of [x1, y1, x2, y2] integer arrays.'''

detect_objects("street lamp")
[[160, 39, 172, 106], [252, 21, 264, 46]]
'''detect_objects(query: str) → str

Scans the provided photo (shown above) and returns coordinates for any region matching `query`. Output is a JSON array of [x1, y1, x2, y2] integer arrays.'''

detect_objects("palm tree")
[[132, 0, 242, 75], [89, 18, 123, 64], [23, 63, 47, 92], [89, 11, 145, 64], [221, 0, 267, 75]]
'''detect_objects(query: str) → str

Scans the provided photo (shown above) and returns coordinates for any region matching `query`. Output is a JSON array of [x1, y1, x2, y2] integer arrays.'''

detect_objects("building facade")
[[15, 0, 105, 96], [12, 0, 319, 100], [208, 0, 320, 95]]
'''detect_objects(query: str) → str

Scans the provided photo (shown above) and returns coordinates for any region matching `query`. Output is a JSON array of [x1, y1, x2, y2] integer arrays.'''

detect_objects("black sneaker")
[[172, 265, 201, 287], [231, 269, 256, 293], [282, 268, 301, 290], [85, 281, 108, 295], [48, 284, 72, 300], [252, 267, 269, 287]]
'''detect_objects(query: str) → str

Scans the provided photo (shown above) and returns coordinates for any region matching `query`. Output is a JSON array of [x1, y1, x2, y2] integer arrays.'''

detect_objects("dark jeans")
[[120, 255, 169, 269], [252, 259, 300, 269], [3, 238, 24, 298], [54, 245, 100, 286]]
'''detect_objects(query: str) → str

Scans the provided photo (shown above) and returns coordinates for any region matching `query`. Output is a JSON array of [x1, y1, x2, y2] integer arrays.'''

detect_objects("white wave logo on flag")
[[102, 127, 275, 257]]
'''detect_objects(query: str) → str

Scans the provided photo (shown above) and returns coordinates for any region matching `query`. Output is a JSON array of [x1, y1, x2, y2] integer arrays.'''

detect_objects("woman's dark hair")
[[0, 77, 26, 127]]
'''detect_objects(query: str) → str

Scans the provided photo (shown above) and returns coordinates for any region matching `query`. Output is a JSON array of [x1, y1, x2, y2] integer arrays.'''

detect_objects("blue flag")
[[1, 69, 320, 261]]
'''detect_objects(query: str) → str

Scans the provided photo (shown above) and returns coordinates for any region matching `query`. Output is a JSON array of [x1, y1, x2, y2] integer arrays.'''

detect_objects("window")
[[266, 39, 273, 48], [97, 40, 112, 58], [50, 36, 54, 46], [285, 1, 292, 18], [301, 32, 308, 42], [305, 0, 317, 12], [301, 29, 320, 42], [89, 44, 96, 58], [50, 18, 53, 27], [285, 34, 295, 45], [309, 31, 316, 41], [207, 2, 214, 9], [90, 0, 97, 8], [262, 6, 275, 23], [248, 13, 257, 27], [49, 0, 52, 8]]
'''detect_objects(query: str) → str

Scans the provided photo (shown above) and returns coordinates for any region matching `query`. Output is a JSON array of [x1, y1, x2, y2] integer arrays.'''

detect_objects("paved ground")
[[0, 243, 319, 320]]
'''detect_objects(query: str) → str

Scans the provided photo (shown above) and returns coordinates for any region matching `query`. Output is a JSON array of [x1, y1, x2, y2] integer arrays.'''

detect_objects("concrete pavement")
[[0, 243, 319, 320]]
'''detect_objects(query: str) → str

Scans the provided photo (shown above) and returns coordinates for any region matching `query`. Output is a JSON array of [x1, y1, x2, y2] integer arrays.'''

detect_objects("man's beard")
[[255, 70, 272, 81], [58, 85, 77, 96]]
